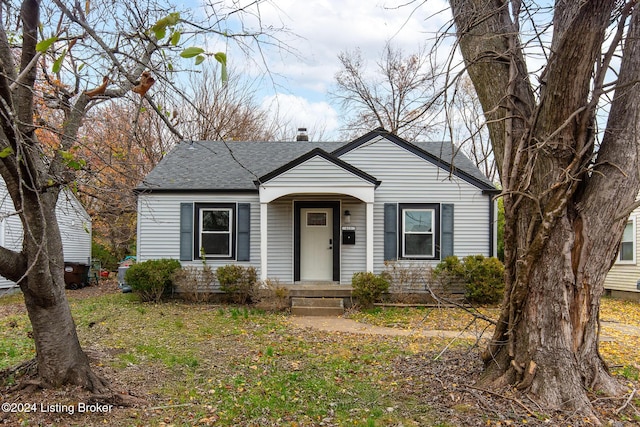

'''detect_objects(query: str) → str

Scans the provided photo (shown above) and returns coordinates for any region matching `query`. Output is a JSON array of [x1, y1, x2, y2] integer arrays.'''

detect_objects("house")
[[605, 205, 640, 301], [0, 184, 92, 289], [135, 128, 498, 288]]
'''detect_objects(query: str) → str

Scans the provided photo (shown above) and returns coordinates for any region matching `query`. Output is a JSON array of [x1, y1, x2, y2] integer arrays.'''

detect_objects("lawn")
[[0, 285, 638, 426]]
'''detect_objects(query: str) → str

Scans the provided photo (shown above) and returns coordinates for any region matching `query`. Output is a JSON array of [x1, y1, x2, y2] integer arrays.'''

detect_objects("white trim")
[[366, 202, 374, 272], [199, 207, 232, 257], [616, 216, 636, 265], [0, 217, 4, 247], [259, 185, 375, 204], [401, 208, 435, 258], [260, 203, 268, 281]]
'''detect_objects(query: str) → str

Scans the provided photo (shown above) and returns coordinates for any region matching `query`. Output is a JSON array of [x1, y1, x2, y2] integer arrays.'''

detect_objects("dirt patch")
[[288, 315, 490, 339]]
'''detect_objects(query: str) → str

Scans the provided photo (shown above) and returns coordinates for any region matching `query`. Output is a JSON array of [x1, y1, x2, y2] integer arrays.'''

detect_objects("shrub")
[[252, 278, 290, 312], [382, 260, 432, 303], [173, 265, 215, 303], [216, 265, 258, 304], [91, 241, 120, 271], [125, 259, 182, 303], [433, 255, 504, 304], [351, 271, 390, 308]]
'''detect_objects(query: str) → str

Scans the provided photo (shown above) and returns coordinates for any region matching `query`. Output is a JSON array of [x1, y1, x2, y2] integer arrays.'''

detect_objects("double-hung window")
[[196, 203, 235, 259], [399, 203, 440, 259], [618, 219, 635, 264]]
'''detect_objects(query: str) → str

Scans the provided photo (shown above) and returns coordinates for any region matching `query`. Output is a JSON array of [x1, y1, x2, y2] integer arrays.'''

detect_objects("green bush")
[[216, 265, 258, 304], [125, 259, 182, 303], [351, 271, 390, 308], [91, 241, 120, 271], [433, 255, 504, 304]]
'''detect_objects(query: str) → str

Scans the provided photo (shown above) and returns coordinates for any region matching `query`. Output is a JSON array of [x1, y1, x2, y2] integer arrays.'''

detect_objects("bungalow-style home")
[[135, 128, 498, 288], [0, 183, 92, 289], [605, 205, 640, 301]]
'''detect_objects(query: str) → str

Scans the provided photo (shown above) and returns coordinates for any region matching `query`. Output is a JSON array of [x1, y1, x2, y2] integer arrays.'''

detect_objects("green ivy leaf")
[[180, 46, 205, 58], [36, 36, 58, 53], [195, 55, 205, 65], [0, 147, 14, 158]]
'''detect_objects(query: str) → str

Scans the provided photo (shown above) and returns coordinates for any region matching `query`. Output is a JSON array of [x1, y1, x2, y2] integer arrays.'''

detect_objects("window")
[[306, 212, 327, 226], [618, 219, 635, 264], [399, 204, 440, 259], [195, 204, 236, 259]]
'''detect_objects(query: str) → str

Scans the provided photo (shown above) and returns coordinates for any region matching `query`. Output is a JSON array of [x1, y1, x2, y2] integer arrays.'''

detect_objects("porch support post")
[[260, 202, 268, 281], [366, 202, 374, 272]]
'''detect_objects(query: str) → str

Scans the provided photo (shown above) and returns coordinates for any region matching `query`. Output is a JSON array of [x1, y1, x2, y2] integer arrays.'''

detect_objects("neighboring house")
[[135, 128, 498, 288], [605, 205, 640, 301], [0, 184, 92, 289]]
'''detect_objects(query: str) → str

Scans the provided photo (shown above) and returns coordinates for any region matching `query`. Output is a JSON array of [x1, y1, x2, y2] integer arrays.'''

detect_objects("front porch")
[[255, 148, 380, 283], [283, 283, 353, 316]]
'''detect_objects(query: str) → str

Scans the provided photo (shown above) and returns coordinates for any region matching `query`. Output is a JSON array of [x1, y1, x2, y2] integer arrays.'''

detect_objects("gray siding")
[[137, 193, 261, 284], [137, 136, 494, 286], [339, 136, 493, 273], [266, 156, 371, 187], [340, 199, 367, 283], [264, 195, 366, 284], [266, 198, 293, 282]]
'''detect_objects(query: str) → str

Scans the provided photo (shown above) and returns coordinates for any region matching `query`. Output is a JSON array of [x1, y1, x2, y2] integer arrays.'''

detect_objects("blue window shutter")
[[441, 204, 454, 259], [180, 203, 193, 261], [237, 203, 251, 261], [384, 203, 397, 261]]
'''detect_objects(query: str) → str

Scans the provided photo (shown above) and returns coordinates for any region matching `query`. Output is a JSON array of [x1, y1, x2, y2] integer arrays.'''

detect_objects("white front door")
[[300, 208, 333, 281]]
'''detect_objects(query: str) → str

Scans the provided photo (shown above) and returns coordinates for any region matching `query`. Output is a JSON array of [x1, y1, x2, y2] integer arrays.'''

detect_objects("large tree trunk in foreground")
[[0, 0, 107, 392], [17, 190, 108, 392], [449, 0, 640, 418]]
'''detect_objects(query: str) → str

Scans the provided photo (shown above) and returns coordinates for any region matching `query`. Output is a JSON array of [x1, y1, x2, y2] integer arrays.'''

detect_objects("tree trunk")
[[18, 190, 108, 392], [0, 0, 108, 393], [448, 0, 640, 418]]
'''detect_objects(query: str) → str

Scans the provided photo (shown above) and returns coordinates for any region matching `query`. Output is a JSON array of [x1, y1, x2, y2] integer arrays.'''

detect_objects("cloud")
[[260, 93, 340, 139], [196, 0, 454, 140]]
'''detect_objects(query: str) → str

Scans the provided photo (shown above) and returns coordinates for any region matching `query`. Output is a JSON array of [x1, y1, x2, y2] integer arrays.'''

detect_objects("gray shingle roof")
[[135, 131, 496, 192]]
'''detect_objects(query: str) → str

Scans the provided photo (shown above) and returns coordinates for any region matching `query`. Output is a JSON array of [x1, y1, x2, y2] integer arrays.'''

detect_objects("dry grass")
[[0, 283, 638, 426]]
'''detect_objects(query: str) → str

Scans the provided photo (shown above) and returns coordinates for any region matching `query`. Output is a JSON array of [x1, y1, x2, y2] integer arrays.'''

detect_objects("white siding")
[[57, 190, 92, 264], [137, 192, 261, 278], [0, 185, 92, 289], [339, 136, 493, 272], [605, 210, 640, 293]]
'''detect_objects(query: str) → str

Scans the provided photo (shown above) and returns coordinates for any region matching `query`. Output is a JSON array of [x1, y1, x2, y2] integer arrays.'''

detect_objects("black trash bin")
[[64, 262, 89, 289]]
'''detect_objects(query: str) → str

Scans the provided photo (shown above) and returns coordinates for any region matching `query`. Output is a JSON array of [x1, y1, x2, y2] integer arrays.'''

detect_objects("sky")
[[196, 0, 453, 140]]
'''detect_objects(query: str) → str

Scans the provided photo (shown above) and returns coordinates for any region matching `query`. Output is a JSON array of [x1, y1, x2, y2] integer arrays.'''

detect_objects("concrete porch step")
[[285, 284, 352, 298], [291, 297, 345, 316]]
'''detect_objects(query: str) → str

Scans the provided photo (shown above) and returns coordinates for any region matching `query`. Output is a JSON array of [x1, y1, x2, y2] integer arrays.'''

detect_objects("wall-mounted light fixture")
[[343, 210, 351, 224]]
